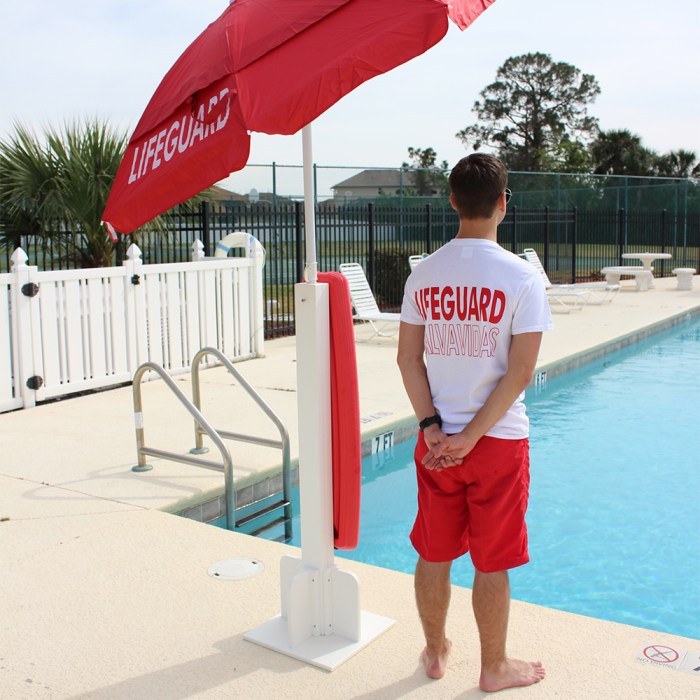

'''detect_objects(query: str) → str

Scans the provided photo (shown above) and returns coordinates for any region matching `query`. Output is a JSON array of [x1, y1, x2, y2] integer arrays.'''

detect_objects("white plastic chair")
[[522, 248, 619, 307], [338, 263, 401, 339], [408, 253, 428, 271]]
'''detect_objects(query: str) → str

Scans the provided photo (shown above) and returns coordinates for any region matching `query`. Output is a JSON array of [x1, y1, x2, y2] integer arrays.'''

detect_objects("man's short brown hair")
[[448, 153, 508, 219]]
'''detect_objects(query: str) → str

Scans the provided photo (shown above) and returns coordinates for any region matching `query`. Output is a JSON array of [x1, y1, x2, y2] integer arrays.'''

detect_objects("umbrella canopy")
[[102, 0, 495, 235]]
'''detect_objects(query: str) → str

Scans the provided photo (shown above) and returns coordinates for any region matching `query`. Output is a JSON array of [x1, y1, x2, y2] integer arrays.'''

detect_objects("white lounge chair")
[[522, 248, 620, 305], [338, 262, 401, 339], [408, 253, 428, 270]]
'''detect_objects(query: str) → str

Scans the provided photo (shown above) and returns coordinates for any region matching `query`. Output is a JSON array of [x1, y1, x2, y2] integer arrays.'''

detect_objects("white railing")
[[0, 238, 265, 412]]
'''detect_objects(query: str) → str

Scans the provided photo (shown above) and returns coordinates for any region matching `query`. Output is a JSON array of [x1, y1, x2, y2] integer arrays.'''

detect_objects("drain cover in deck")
[[208, 557, 265, 581]]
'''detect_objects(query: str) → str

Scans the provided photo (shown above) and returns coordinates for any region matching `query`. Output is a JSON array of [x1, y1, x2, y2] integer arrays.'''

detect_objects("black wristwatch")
[[419, 414, 442, 431]]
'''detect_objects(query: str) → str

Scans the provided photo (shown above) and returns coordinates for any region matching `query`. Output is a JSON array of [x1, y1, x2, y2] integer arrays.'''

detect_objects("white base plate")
[[244, 611, 395, 671], [207, 557, 264, 581]]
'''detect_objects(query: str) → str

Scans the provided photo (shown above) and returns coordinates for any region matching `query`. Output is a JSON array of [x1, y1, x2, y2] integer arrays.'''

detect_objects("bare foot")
[[479, 658, 545, 692], [420, 639, 452, 679]]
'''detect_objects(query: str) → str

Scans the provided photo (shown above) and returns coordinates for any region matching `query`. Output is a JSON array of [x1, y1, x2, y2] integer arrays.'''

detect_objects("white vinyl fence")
[[0, 238, 265, 413]]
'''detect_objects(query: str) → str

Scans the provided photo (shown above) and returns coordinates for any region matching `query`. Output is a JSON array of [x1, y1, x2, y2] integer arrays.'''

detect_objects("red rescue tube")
[[317, 271, 362, 550]]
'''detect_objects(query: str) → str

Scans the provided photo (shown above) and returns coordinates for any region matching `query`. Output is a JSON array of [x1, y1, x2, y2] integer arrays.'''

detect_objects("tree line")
[[403, 52, 698, 196]]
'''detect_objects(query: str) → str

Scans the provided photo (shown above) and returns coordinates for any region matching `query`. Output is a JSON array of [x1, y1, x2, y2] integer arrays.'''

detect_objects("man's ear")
[[497, 191, 507, 213], [449, 193, 458, 212]]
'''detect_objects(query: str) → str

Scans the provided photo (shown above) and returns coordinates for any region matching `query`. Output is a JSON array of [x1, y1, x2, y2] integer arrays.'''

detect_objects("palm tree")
[[654, 149, 698, 178], [0, 119, 129, 267], [589, 129, 657, 176]]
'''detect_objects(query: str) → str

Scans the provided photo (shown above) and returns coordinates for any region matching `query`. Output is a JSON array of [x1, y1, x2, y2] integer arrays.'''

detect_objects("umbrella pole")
[[296, 127, 334, 579], [245, 125, 393, 669], [302, 125, 317, 283]]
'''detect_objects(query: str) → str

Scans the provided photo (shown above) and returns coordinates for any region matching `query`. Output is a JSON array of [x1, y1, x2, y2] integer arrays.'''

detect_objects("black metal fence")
[[3, 201, 699, 339]]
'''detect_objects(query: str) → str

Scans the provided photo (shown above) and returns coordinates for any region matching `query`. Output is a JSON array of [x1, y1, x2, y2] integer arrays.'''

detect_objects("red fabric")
[[436, 0, 497, 30], [317, 271, 361, 550], [129, 0, 352, 143], [237, 0, 448, 135], [410, 432, 531, 573], [103, 75, 250, 233]]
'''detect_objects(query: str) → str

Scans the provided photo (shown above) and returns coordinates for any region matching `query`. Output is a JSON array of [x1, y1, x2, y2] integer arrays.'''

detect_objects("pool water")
[[221, 318, 700, 639]]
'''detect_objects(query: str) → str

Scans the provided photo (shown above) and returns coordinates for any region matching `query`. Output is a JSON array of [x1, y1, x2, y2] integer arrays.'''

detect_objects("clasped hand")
[[422, 427, 476, 471]]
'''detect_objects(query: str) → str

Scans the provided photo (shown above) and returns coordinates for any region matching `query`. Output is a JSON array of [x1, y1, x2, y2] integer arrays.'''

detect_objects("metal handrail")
[[131, 362, 236, 530], [191, 347, 292, 540]]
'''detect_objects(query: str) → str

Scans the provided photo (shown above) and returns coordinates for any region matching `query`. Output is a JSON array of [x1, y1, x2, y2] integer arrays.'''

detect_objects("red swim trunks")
[[410, 432, 531, 573]]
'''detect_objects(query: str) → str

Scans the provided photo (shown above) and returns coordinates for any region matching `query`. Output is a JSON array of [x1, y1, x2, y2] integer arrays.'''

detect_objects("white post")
[[276, 282, 336, 646], [302, 125, 317, 283], [124, 244, 147, 371], [191, 238, 206, 262], [249, 236, 266, 356], [295, 290, 333, 571], [11, 249, 38, 409]]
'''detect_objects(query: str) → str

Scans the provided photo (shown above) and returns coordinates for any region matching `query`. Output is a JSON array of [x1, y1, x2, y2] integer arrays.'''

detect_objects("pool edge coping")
[[536, 306, 700, 382]]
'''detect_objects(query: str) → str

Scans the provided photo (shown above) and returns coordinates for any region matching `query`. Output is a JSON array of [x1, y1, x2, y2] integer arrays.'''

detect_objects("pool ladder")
[[131, 347, 292, 540]]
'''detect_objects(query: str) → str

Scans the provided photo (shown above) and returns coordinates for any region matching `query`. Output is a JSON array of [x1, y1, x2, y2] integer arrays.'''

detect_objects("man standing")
[[397, 154, 552, 692]]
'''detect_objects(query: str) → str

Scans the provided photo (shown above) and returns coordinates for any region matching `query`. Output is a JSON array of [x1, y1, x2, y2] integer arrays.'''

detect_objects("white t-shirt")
[[401, 238, 553, 438]]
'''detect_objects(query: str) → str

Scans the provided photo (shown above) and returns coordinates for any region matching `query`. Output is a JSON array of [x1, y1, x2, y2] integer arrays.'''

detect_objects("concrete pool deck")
[[2, 275, 700, 698]]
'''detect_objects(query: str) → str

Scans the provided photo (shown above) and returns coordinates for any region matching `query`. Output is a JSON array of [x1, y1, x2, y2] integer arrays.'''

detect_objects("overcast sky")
[[1, 0, 698, 197]]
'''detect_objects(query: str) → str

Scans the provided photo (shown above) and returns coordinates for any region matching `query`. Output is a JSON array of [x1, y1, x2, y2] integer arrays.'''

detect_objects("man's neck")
[[454, 219, 498, 241]]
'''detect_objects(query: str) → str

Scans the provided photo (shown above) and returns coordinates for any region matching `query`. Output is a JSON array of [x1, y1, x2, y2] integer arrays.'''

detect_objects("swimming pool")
[[219, 317, 700, 639]]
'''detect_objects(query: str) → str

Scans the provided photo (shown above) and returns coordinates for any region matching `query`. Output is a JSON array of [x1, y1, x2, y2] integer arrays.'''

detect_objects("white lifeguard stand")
[[244, 126, 394, 670]]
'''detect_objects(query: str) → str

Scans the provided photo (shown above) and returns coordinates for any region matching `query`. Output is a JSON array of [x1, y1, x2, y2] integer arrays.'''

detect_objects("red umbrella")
[[102, 0, 495, 237]]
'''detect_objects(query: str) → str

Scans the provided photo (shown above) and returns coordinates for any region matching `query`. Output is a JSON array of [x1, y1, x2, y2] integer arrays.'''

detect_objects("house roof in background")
[[204, 186, 294, 203], [332, 169, 417, 190], [205, 185, 247, 201]]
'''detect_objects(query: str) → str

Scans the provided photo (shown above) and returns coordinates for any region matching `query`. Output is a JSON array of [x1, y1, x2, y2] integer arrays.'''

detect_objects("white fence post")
[[123, 244, 148, 372], [10, 249, 40, 409], [191, 239, 205, 262], [249, 237, 265, 356]]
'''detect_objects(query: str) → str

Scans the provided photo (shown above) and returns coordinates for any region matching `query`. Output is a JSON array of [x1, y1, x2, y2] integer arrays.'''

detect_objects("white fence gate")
[[0, 239, 265, 413]]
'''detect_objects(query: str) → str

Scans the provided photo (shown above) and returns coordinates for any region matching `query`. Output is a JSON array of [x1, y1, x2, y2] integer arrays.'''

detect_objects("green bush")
[[371, 249, 410, 309]]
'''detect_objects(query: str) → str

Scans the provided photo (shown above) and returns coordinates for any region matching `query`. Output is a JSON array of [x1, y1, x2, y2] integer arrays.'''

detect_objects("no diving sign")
[[637, 643, 700, 675]]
